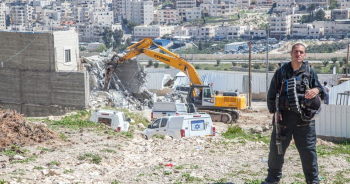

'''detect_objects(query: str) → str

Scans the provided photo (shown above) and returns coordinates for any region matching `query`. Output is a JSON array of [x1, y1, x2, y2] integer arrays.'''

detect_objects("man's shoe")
[[261, 181, 279, 184]]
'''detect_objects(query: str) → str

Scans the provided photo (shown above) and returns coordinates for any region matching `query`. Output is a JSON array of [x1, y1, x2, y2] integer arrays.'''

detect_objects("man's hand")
[[305, 88, 319, 99], [274, 112, 282, 125]]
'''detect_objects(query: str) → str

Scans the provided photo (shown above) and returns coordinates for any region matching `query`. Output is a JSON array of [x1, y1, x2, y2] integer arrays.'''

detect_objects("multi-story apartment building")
[[174, 26, 189, 36], [291, 23, 324, 38], [189, 26, 216, 39], [200, 1, 236, 17], [256, 0, 274, 7], [215, 25, 247, 39], [9, 3, 33, 31], [185, 7, 201, 21], [133, 25, 174, 39], [243, 29, 267, 39], [176, 0, 196, 17], [32, 0, 55, 7], [313, 20, 350, 38], [268, 14, 291, 39], [291, 14, 303, 23], [0, 3, 6, 30], [91, 8, 114, 25], [340, 0, 350, 9], [157, 7, 180, 24], [295, 0, 328, 8], [113, 0, 153, 25], [331, 9, 350, 20]]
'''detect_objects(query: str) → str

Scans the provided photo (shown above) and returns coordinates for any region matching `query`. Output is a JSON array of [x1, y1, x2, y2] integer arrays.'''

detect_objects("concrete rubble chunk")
[[84, 54, 157, 111]]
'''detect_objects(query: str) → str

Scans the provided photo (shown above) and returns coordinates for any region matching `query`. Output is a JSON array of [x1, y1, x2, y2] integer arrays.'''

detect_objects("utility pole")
[[266, 24, 269, 96], [248, 41, 252, 107], [347, 43, 349, 78]]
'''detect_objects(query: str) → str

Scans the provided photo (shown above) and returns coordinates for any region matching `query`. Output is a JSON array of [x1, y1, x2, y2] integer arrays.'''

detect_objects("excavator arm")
[[104, 38, 202, 90]]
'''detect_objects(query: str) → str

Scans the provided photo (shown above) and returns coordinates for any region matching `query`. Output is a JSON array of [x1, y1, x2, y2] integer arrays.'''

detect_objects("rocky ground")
[[1, 102, 350, 184]]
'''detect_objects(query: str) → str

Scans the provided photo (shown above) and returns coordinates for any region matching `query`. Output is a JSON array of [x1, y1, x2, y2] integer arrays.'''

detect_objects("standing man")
[[323, 82, 330, 104], [262, 43, 324, 184]]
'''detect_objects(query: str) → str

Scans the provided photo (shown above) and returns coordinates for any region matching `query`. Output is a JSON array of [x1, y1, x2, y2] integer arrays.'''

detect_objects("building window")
[[65, 49, 71, 62]]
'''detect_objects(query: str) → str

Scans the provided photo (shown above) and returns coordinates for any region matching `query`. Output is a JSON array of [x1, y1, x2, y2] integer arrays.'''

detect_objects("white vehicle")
[[90, 109, 130, 131], [143, 113, 215, 140], [151, 102, 189, 119]]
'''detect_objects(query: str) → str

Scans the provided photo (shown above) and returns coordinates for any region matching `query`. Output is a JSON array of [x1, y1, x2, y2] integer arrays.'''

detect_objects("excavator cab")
[[188, 84, 215, 107]]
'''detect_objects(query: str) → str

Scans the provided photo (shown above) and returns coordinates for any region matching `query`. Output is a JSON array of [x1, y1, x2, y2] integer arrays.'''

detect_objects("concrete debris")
[[0, 108, 56, 148], [157, 91, 187, 103], [84, 54, 156, 111]]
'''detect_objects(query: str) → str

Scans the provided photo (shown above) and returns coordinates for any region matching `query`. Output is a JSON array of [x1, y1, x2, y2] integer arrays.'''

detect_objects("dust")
[[0, 108, 56, 148]]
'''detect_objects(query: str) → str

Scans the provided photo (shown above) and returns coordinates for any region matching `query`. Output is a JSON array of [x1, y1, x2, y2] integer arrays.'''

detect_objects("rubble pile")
[[0, 108, 56, 148], [84, 54, 156, 111], [157, 91, 187, 103]]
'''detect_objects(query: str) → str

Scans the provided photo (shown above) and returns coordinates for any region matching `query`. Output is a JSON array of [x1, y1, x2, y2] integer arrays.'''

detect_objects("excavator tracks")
[[198, 110, 240, 124]]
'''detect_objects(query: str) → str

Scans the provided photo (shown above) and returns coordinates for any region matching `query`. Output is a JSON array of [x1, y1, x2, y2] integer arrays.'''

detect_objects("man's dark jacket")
[[267, 61, 324, 114]]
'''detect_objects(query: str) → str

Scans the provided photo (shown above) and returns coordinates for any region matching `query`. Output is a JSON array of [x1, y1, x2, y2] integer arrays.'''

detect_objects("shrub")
[[154, 62, 159, 68], [148, 60, 153, 66], [216, 59, 221, 66], [331, 57, 337, 64], [268, 65, 275, 71], [242, 63, 249, 68], [232, 62, 237, 66], [195, 65, 200, 69], [164, 65, 170, 69], [339, 61, 344, 67], [253, 63, 261, 69], [322, 61, 329, 67]]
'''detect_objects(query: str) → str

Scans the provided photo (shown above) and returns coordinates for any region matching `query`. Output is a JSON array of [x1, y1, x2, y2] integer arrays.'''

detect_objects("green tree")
[[198, 41, 203, 50], [331, 57, 337, 64], [96, 44, 107, 52], [242, 63, 249, 68], [315, 9, 326, 21], [253, 63, 261, 69], [232, 62, 237, 66], [268, 65, 275, 71], [154, 62, 159, 68], [308, 4, 316, 11], [323, 61, 329, 67], [113, 29, 124, 49], [79, 45, 86, 52], [125, 38, 132, 46], [164, 65, 170, 69], [102, 28, 113, 48], [195, 65, 200, 69], [339, 61, 344, 67], [127, 21, 138, 32], [216, 59, 221, 66], [343, 57, 347, 62], [148, 60, 153, 66]]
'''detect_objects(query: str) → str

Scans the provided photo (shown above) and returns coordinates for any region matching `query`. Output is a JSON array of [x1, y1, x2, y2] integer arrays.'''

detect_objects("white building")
[[91, 9, 114, 25], [185, 7, 201, 21], [10, 4, 33, 31], [113, 0, 154, 25], [243, 29, 267, 39], [53, 29, 79, 71], [157, 7, 180, 24], [200, 2, 236, 17], [340, 0, 350, 9], [174, 26, 189, 36], [291, 14, 303, 24], [313, 20, 350, 38], [189, 26, 217, 39], [269, 14, 291, 39], [256, 0, 274, 7], [215, 25, 248, 39], [33, 0, 55, 7], [176, 0, 196, 17], [291, 23, 324, 39], [133, 25, 174, 39], [295, 0, 328, 7], [331, 9, 350, 20], [0, 3, 6, 30]]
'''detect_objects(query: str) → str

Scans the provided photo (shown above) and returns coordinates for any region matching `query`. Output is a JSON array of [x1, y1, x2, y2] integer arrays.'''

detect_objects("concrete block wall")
[[0, 32, 88, 117]]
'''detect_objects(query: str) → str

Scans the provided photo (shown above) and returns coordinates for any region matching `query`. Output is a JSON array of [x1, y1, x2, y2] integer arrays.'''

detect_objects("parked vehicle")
[[151, 102, 196, 119], [143, 113, 215, 139], [90, 109, 130, 131], [173, 85, 190, 95]]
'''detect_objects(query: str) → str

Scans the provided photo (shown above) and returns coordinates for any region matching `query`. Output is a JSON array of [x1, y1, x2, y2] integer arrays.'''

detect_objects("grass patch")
[[78, 153, 101, 164], [64, 169, 74, 174], [222, 126, 270, 144], [100, 149, 116, 153], [48, 161, 60, 166], [175, 165, 185, 169], [11, 155, 37, 164], [0, 145, 29, 157], [164, 171, 172, 175], [50, 111, 96, 129], [60, 133, 68, 141], [182, 172, 202, 182], [152, 134, 165, 140], [190, 165, 200, 169], [34, 166, 43, 170], [244, 179, 264, 184], [121, 131, 133, 138], [0, 180, 7, 184]]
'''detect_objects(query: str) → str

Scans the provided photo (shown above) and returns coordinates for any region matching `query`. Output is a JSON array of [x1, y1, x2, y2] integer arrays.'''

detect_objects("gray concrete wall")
[[0, 32, 88, 117]]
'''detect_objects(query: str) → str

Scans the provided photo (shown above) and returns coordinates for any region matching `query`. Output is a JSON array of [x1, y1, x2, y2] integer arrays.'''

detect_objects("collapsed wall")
[[84, 54, 156, 111]]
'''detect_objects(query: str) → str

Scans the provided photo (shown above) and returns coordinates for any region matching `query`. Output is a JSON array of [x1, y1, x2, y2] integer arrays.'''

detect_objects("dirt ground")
[[0, 102, 349, 184]]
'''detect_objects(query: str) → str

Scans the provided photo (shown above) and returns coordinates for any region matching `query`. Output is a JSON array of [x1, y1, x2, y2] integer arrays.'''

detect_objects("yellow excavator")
[[104, 38, 246, 123]]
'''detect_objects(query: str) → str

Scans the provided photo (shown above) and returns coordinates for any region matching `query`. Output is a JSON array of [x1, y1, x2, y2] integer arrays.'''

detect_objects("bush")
[[154, 62, 159, 68], [148, 60, 153, 66], [339, 61, 344, 67], [232, 62, 237, 66], [164, 65, 170, 69], [322, 61, 329, 67], [331, 57, 337, 64], [253, 63, 261, 69], [268, 65, 275, 71], [216, 59, 221, 66], [242, 63, 249, 68], [195, 65, 200, 69], [204, 67, 209, 70], [96, 44, 107, 52]]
